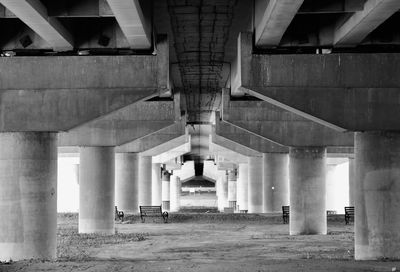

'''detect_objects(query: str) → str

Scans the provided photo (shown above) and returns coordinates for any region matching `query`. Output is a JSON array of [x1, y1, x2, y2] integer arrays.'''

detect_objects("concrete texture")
[[237, 163, 249, 211], [170, 175, 181, 212], [263, 153, 289, 212], [248, 157, 264, 213], [217, 172, 229, 212], [115, 153, 139, 213], [161, 170, 171, 211], [152, 163, 162, 206], [236, 32, 400, 131], [79, 147, 115, 234], [355, 132, 400, 260], [0, 132, 57, 261], [289, 147, 327, 235], [222, 89, 354, 147], [348, 158, 355, 207], [138, 156, 152, 206], [227, 170, 237, 202]]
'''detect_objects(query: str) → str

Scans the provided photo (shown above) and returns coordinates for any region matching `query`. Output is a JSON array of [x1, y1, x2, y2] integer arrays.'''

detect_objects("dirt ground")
[[1, 213, 400, 272]]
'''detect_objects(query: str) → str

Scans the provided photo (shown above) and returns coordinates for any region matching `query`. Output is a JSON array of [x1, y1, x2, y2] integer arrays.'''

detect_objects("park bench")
[[282, 206, 289, 224], [140, 206, 168, 223], [345, 206, 354, 224], [115, 206, 124, 221]]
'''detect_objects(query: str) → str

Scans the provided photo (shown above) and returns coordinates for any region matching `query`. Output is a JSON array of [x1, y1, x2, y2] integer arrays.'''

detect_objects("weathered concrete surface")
[[217, 172, 228, 211], [117, 119, 186, 153], [334, 0, 400, 46], [227, 170, 237, 202], [255, 0, 304, 47], [211, 132, 262, 159], [222, 93, 353, 147], [355, 132, 400, 260], [115, 153, 139, 214], [263, 153, 289, 213], [237, 163, 249, 212], [234, 32, 400, 131], [152, 163, 162, 206], [289, 147, 327, 235], [215, 112, 288, 153], [170, 175, 181, 212], [0, 36, 169, 132], [59, 100, 177, 146], [0, 132, 57, 261], [248, 156, 264, 213], [151, 140, 191, 164], [79, 147, 115, 234], [138, 156, 152, 206], [162, 170, 171, 211]]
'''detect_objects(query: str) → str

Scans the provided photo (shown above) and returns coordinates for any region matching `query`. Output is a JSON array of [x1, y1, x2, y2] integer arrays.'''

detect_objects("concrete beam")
[[106, 0, 151, 49], [210, 141, 254, 164], [334, 0, 400, 46], [255, 0, 304, 47], [0, 37, 169, 132], [222, 90, 354, 147], [0, 0, 73, 50], [215, 112, 288, 153], [59, 100, 179, 146], [151, 140, 191, 164], [117, 119, 186, 153], [234, 32, 400, 131]]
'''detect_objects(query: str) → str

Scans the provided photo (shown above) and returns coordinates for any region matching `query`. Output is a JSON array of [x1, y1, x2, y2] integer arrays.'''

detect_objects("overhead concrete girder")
[[222, 89, 353, 147], [106, 0, 152, 49], [211, 133, 262, 159], [59, 98, 180, 146], [334, 0, 400, 46], [0, 36, 169, 132], [210, 141, 254, 164], [215, 112, 288, 153], [0, 0, 73, 51], [234, 32, 400, 131], [255, 0, 304, 47], [116, 119, 186, 153], [148, 138, 191, 164]]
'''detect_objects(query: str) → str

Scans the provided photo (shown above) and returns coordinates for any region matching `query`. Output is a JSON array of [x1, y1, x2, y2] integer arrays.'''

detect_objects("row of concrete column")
[[0, 135, 183, 261]]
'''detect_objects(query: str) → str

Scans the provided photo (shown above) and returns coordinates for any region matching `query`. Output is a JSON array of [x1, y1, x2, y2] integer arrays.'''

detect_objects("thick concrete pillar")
[[237, 163, 248, 212], [115, 153, 139, 213], [138, 156, 152, 206], [0, 133, 57, 261], [348, 157, 355, 207], [263, 153, 289, 213], [248, 157, 263, 213], [79, 147, 115, 234], [161, 170, 171, 211], [217, 172, 227, 212], [355, 132, 400, 260], [227, 169, 237, 210], [152, 163, 162, 206], [170, 175, 181, 212], [289, 147, 327, 235]]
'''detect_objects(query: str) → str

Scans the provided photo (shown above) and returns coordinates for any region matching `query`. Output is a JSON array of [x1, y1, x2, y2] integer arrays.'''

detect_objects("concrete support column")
[[170, 175, 181, 212], [355, 132, 400, 260], [217, 172, 228, 212], [227, 169, 237, 210], [237, 163, 248, 212], [263, 153, 289, 212], [348, 157, 355, 207], [289, 147, 327, 235], [248, 156, 263, 213], [152, 163, 162, 206], [115, 153, 139, 213], [79, 147, 115, 234], [161, 170, 171, 211], [138, 156, 152, 206], [0, 132, 57, 261]]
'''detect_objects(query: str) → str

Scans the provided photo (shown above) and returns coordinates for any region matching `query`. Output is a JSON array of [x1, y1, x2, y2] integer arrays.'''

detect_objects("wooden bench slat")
[[282, 206, 289, 224], [344, 206, 354, 224]]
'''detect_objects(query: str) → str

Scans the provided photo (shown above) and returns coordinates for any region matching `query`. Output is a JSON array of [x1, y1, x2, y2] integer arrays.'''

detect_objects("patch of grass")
[[57, 227, 148, 261]]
